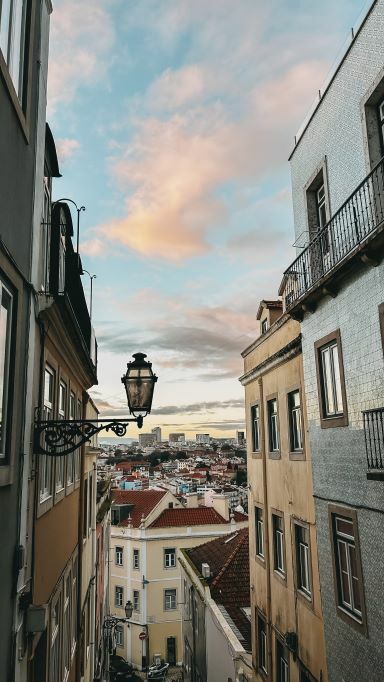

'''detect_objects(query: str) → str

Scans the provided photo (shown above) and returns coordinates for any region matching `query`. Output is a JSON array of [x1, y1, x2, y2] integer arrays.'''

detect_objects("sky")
[[48, 0, 369, 439]]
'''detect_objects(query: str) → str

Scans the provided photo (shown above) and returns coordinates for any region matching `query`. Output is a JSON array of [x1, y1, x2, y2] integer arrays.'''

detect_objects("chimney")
[[201, 563, 210, 578], [212, 494, 230, 521], [185, 493, 199, 508]]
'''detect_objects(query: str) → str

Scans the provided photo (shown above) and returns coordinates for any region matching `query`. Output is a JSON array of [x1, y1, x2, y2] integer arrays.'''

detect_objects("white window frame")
[[255, 507, 264, 559], [334, 516, 362, 619], [115, 546, 123, 566], [55, 380, 67, 494], [0, 0, 28, 100], [133, 590, 140, 612], [273, 514, 285, 576], [66, 391, 76, 488], [39, 366, 54, 503], [164, 588, 177, 611], [132, 548, 140, 570], [115, 586, 124, 607], [115, 625, 124, 647], [251, 404, 260, 452], [295, 524, 311, 597], [268, 398, 279, 452], [288, 390, 303, 451], [63, 569, 72, 681], [50, 589, 62, 682], [164, 548, 176, 569], [320, 343, 343, 417]]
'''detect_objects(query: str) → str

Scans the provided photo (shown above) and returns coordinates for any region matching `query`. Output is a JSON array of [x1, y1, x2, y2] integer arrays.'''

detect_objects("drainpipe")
[[76, 392, 89, 681], [259, 376, 273, 678]]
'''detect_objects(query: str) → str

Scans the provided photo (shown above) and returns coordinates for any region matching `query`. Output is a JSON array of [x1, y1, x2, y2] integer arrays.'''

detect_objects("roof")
[[185, 528, 251, 651], [112, 489, 166, 527], [45, 123, 61, 177], [148, 507, 229, 528], [256, 299, 283, 320]]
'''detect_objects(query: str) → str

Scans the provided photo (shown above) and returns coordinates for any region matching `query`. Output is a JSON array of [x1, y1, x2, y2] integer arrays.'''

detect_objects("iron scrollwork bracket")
[[34, 416, 143, 456]]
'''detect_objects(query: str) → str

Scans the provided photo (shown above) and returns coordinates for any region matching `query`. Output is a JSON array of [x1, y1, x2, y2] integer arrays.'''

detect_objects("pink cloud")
[[48, 0, 115, 113], [56, 138, 80, 162]]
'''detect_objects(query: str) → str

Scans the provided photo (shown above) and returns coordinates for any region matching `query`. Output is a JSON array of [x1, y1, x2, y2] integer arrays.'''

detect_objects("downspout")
[[259, 376, 273, 678]]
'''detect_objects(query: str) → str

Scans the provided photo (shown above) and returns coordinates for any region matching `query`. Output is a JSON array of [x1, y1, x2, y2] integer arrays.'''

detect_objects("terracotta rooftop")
[[149, 507, 229, 528], [185, 527, 251, 651], [112, 489, 166, 527]]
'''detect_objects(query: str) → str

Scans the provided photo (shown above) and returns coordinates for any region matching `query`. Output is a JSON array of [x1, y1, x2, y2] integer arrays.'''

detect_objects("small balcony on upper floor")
[[282, 156, 384, 317], [363, 408, 384, 481]]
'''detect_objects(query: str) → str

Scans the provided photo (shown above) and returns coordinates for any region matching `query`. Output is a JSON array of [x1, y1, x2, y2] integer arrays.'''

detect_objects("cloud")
[[151, 399, 244, 416], [56, 138, 80, 162], [48, 0, 115, 113]]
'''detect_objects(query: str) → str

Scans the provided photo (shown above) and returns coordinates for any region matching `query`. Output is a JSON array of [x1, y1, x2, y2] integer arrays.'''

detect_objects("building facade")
[[109, 489, 248, 671], [240, 301, 327, 681], [283, 1, 384, 678]]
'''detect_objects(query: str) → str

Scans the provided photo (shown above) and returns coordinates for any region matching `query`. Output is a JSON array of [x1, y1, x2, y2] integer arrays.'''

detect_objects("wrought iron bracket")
[[34, 416, 143, 456]]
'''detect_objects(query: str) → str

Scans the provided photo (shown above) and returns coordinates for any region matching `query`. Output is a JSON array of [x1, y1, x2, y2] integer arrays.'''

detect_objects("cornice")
[[239, 334, 302, 386]]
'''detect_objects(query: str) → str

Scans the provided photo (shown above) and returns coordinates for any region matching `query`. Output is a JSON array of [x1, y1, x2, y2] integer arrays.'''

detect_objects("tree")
[[236, 469, 247, 485]]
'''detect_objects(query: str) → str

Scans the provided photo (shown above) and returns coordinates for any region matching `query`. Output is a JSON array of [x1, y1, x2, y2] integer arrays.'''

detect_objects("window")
[[133, 549, 140, 570], [331, 510, 365, 626], [41, 176, 51, 291], [67, 392, 76, 486], [164, 548, 176, 568], [71, 556, 78, 656], [251, 404, 260, 453], [276, 638, 289, 682], [115, 546, 123, 566], [55, 381, 67, 493], [379, 303, 384, 356], [133, 590, 140, 612], [255, 507, 264, 559], [267, 398, 279, 454], [295, 524, 311, 597], [88, 473, 93, 533], [261, 318, 268, 334], [116, 626, 124, 647], [272, 513, 285, 576], [74, 398, 82, 482], [0, 0, 28, 100], [39, 367, 54, 501], [164, 588, 177, 611], [50, 592, 62, 682], [83, 479, 88, 540], [316, 184, 327, 229], [288, 390, 303, 452], [315, 330, 348, 428], [0, 281, 13, 460], [115, 586, 124, 607], [63, 572, 72, 679], [257, 613, 267, 675]]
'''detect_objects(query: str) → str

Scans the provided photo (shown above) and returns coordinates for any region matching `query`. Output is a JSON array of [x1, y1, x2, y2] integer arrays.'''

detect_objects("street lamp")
[[34, 354, 158, 456], [103, 601, 149, 678], [52, 197, 85, 256]]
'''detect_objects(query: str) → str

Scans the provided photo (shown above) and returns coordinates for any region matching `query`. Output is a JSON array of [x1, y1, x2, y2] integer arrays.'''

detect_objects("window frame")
[[275, 633, 289, 682], [266, 394, 280, 459], [164, 547, 176, 569], [54, 378, 67, 500], [164, 588, 177, 611], [115, 546, 123, 566], [261, 318, 268, 334], [38, 364, 55, 510], [132, 548, 140, 570], [272, 510, 286, 581], [287, 387, 305, 460], [329, 505, 367, 635], [314, 330, 348, 428], [293, 520, 312, 601], [133, 589, 140, 613], [255, 505, 265, 564], [115, 625, 124, 648], [256, 610, 268, 678], [115, 586, 124, 608], [379, 303, 384, 356], [251, 402, 261, 457]]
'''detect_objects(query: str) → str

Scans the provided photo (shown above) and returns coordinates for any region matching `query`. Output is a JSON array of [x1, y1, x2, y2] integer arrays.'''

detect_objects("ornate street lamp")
[[34, 354, 158, 456]]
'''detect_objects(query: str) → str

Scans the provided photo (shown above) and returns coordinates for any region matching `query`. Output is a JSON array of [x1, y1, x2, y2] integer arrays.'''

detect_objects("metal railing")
[[284, 156, 384, 308], [363, 408, 384, 473]]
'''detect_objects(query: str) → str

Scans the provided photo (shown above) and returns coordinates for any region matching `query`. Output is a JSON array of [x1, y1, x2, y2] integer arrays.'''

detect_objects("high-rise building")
[[196, 433, 210, 444], [139, 432, 156, 448], [169, 432, 186, 444], [152, 426, 162, 443]]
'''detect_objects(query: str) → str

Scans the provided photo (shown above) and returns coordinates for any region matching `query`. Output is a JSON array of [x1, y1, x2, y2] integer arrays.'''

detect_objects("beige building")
[[109, 489, 248, 671], [240, 299, 327, 682]]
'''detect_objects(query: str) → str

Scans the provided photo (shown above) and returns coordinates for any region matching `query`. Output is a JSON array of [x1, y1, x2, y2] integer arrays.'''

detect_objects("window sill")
[[336, 605, 367, 636], [37, 494, 53, 518], [54, 487, 65, 504], [273, 569, 287, 586], [320, 414, 349, 429], [268, 450, 281, 460], [255, 554, 266, 569], [296, 588, 313, 610], [251, 450, 262, 459], [289, 450, 306, 461]]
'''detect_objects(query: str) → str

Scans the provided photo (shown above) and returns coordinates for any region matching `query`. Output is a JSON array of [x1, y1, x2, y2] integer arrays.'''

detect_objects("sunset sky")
[[48, 0, 368, 439]]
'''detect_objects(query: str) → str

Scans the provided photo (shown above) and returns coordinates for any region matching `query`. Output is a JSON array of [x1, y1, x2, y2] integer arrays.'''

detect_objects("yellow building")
[[239, 299, 327, 682], [109, 489, 248, 670]]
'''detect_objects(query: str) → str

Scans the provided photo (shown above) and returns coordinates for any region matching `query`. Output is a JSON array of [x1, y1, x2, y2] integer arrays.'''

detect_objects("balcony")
[[283, 157, 384, 314], [363, 408, 384, 480]]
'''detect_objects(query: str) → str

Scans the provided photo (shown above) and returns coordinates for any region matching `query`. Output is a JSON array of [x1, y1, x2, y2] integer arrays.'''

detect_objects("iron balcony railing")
[[284, 156, 384, 308], [363, 408, 384, 474]]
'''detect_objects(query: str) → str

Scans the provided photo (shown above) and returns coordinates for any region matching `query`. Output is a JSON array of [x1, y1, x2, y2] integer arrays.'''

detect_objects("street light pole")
[[82, 269, 97, 322], [52, 197, 85, 256]]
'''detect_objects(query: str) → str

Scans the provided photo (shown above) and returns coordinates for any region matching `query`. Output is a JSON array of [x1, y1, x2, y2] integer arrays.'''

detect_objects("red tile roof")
[[112, 489, 166, 527], [149, 507, 229, 528], [185, 528, 251, 650]]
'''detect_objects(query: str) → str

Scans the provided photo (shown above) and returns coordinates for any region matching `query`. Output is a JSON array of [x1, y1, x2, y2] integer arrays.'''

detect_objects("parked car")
[[109, 654, 135, 681]]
